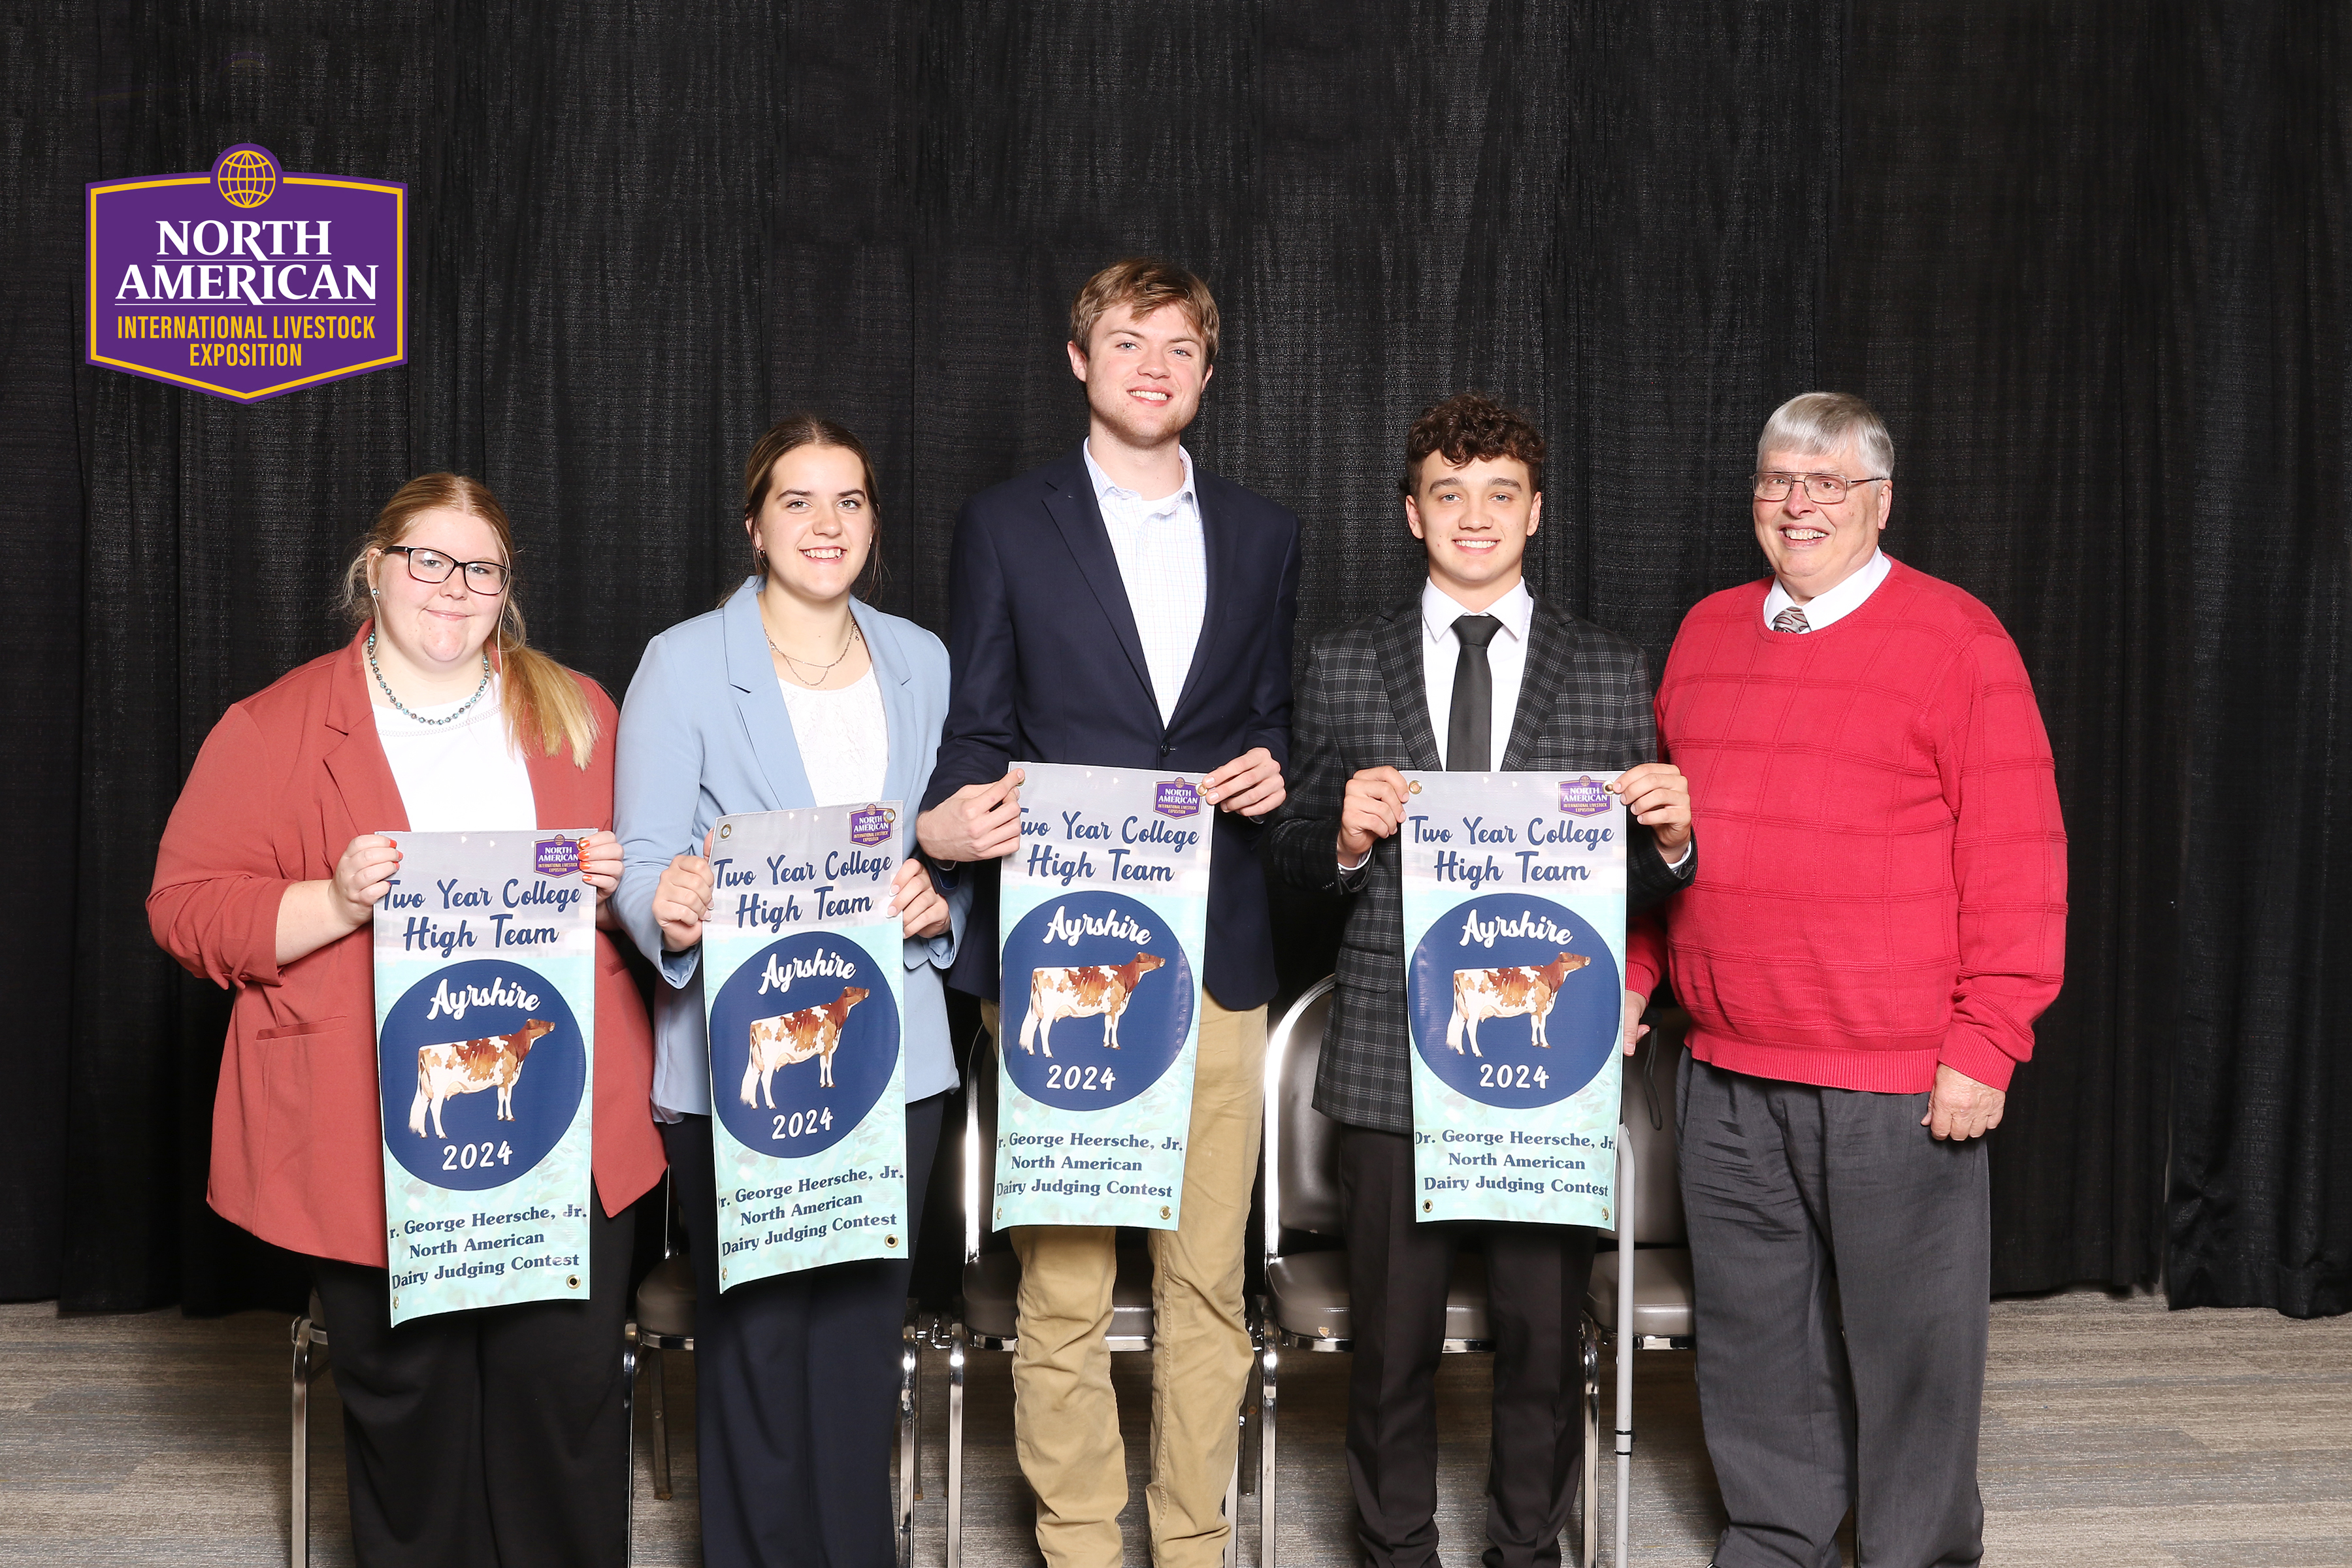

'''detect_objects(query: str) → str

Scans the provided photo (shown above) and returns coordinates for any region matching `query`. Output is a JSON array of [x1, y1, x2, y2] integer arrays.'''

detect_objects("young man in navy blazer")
[[917, 257, 1299, 1568]]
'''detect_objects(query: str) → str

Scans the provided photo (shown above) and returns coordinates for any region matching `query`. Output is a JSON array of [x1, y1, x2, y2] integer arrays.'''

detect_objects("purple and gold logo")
[[533, 837, 583, 877], [1559, 777, 1614, 817], [849, 805, 897, 847], [86, 144, 406, 402], [1154, 779, 1202, 819]]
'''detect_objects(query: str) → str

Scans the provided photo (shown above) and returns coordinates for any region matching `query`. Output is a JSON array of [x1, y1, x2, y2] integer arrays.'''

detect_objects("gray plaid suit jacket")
[[1265, 591, 1695, 1134]]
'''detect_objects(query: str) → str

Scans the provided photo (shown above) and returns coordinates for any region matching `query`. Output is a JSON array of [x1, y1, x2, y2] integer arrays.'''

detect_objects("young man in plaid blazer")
[[1266, 393, 1694, 1568]]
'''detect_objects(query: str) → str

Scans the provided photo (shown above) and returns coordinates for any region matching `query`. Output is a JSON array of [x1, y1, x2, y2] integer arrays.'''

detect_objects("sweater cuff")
[[1938, 1027, 2017, 1092], [1624, 955, 1662, 1001]]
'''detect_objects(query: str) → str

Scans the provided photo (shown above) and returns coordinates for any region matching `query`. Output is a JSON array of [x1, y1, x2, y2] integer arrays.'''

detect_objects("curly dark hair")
[[1399, 391, 1546, 497]]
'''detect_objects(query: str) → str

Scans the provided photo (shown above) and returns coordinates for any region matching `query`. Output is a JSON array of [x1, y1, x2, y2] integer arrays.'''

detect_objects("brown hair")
[[1400, 392, 1546, 497], [740, 413, 885, 600], [1069, 257, 1221, 365], [340, 474, 598, 768]]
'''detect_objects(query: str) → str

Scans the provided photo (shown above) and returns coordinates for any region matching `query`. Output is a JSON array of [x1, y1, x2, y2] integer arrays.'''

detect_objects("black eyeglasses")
[[384, 546, 512, 593], [1753, 472, 1888, 504]]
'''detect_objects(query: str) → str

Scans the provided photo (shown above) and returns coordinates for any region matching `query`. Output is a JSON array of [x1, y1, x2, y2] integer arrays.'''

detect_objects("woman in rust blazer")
[[150, 474, 662, 1568]]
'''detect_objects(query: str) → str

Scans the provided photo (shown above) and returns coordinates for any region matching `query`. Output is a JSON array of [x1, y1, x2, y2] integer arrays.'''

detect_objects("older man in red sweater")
[[1629, 393, 2066, 1568]]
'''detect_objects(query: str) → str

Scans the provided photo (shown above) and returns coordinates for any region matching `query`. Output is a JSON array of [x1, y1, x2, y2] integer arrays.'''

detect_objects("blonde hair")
[[1069, 257, 1220, 365], [340, 474, 598, 768]]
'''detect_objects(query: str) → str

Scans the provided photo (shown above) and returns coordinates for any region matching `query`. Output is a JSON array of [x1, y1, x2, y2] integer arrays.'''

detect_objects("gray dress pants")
[[1678, 1052, 1989, 1568]]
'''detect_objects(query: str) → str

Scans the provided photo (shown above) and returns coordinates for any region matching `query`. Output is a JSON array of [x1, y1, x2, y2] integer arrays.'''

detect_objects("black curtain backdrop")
[[3, 2, 2343, 1317]]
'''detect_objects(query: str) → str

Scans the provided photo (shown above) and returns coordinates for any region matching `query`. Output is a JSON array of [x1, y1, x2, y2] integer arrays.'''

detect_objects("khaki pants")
[[982, 993, 1267, 1568]]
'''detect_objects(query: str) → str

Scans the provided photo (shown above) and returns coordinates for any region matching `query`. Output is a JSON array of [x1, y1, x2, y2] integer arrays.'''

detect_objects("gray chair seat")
[[1265, 1249, 1494, 1346], [1584, 1245, 1694, 1339], [960, 1247, 1156, 1345], [635, 1254, 696, 1341]]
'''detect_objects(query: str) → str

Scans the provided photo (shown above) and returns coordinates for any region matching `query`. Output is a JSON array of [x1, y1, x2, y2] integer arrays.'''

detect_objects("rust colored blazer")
[[149, 626, 665, 1269]]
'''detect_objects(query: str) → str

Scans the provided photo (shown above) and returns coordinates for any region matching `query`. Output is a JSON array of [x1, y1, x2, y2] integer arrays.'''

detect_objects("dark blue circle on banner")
[[1407, 895, 1620, 1109], [1000, 890, 1194, 1111], [378, 958, 585, 1190], [708, 933, 900, 1158]]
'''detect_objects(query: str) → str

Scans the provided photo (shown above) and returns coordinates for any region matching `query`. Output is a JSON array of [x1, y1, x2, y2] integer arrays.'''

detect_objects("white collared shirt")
[[1421, 578, 1535, 766], [1086, 440, 1208, 728], [1763, 548, 1891, 632]]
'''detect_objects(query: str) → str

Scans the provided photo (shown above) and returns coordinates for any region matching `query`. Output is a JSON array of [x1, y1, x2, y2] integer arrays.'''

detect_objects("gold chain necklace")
[[766, 619, 862, 687]]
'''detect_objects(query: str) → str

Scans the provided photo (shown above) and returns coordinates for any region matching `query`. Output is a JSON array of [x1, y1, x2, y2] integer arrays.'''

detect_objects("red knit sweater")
[[1625, 559, 2066, 1093]]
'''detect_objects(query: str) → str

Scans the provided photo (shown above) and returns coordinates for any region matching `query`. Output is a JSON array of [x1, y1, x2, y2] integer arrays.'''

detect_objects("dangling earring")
[[757, 549, 769, 576]]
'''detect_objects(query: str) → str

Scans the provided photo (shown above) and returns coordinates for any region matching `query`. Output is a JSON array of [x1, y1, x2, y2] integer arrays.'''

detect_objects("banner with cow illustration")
[[700, 804, 909, 1288], [992, 762, 1213, 1232], [1400, 773, 1625, 1228], [373, 829, 597, 1326]]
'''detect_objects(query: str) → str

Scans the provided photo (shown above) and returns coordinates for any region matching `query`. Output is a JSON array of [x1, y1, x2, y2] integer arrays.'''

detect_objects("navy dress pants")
[[664, 1091, 945, 1568], [310, 1184, 636, 1568]]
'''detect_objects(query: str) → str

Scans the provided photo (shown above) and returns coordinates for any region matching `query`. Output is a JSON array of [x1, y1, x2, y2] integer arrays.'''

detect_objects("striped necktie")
[[1772, 606, 1810, 634]]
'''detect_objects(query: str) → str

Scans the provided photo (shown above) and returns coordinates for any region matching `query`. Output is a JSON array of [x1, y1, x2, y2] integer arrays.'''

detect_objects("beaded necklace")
[[367, 630, 493, 725]]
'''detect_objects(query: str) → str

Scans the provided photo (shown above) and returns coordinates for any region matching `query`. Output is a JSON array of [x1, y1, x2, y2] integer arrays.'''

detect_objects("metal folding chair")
[[1580, 1013, 1697, 1567]]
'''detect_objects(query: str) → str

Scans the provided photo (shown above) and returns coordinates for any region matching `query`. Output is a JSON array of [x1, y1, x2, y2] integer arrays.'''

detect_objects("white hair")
[[1757, 392, 1894, 479]]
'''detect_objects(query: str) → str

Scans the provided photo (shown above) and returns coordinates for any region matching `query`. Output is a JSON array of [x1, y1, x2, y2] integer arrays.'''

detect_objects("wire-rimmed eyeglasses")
[[1753, 472, 1888, 504], [384, 545, 513, 593]]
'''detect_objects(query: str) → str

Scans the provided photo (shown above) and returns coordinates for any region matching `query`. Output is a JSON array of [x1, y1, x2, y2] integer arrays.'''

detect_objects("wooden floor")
[[1, 1291, 2347, 1567]]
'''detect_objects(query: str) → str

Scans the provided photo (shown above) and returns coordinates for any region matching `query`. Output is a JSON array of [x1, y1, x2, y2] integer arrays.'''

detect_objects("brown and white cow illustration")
[[740, 986, 869, 1107], [1445, 952, 1590, 1056], [409, 1019, 556, 1139], [1019, 951, 1166, 1057]]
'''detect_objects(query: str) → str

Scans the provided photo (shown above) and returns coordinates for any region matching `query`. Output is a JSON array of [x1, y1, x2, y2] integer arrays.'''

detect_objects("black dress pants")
[[664, 1090, 945, 1568], [1339, 1124, 1597, 1568], [310, 1184, 635, 1568]]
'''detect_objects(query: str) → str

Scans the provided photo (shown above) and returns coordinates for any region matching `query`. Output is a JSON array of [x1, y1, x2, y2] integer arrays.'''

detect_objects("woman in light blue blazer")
[[614, 414, 968, 1568]]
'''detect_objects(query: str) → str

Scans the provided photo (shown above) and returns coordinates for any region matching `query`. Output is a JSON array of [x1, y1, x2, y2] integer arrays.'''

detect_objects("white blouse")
[[373, 677, 538, 831], [777, 668, 889, 806]]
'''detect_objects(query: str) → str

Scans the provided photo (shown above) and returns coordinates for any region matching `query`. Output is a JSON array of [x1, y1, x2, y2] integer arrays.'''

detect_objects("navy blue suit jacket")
[[922, 443, 1301, 1009]]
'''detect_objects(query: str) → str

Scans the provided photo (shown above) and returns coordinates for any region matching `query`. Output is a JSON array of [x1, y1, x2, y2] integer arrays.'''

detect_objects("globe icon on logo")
[[215, 148, 277, 208]]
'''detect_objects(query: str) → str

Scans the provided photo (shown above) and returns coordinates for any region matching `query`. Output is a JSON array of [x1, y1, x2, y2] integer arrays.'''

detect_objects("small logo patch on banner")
[[849, 804, 896, 846], [86, 144, 407, 401], [1559, 776, 1613, 817], [534, 837, 582, 877], [1154, 779, 1202, 819]]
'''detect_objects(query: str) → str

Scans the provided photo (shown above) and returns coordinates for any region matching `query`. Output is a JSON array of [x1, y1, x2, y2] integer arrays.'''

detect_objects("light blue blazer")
[[614, 580, 969, 1117]]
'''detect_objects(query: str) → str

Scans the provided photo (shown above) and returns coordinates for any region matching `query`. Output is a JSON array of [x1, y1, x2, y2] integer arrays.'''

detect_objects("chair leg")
[[290, 1317, 312, 1568], [1581, 1320, 1601, 1568], [1258, 1330, 1279, 1568], [913, 1314, 928, 1500], [650, 1348, 673, 1502], [947, 1323, 968, 1568], [899, 1320, 919, 1568], [1222, 1441, 1239, 1568], [621, 1331, 638, 1564]]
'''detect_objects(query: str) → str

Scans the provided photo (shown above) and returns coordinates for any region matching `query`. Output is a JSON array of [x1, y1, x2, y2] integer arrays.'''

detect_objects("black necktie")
[[1448, 614, 1501, 772]]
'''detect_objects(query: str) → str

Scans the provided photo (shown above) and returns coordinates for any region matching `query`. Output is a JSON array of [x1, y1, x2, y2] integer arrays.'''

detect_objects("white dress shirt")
[[777, 668, 889, 806], [1339, 577, 1688, 874], [1762, 547, 1891, 631], [1422, 578, 1534, 762], [374, 677, 538, 831], [1086, 440, 1208, 728]]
